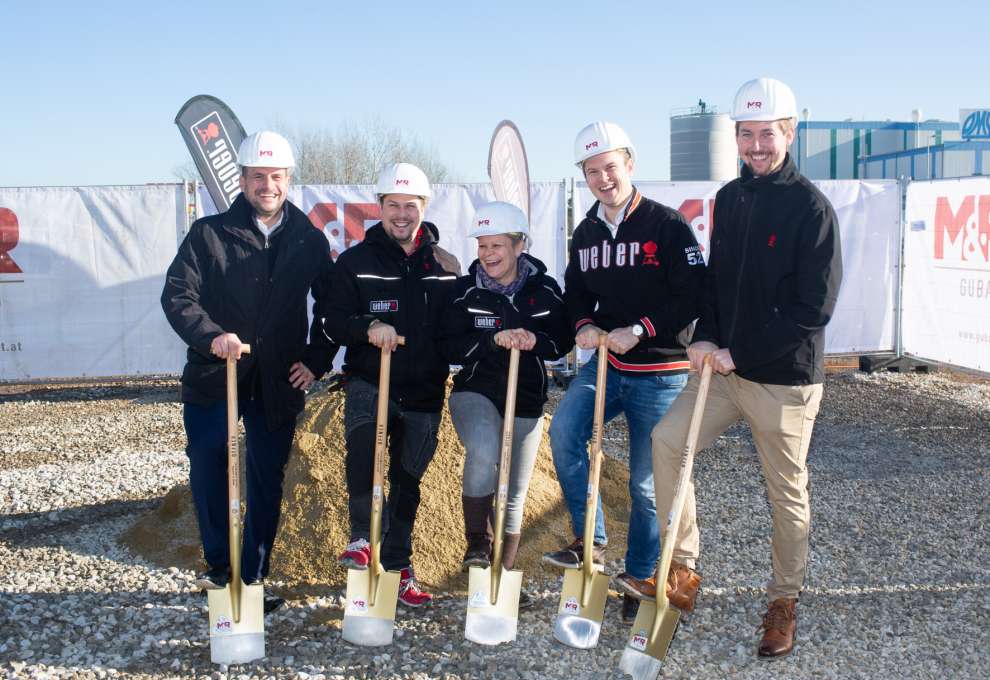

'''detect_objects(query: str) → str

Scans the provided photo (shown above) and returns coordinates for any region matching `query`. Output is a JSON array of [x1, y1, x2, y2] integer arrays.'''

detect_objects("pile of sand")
[[123, 384, 631, 591]]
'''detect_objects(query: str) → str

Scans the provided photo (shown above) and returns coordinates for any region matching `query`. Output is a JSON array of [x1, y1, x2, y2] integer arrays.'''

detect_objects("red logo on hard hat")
[[396, 179, 409, 186], [642, 240, 660, 266], [477, 219, 490, 226], [585, 141, 599, 151], [259, 150, 273, 157], [747, 101, 763, 109], [195, 122, 220, 145]]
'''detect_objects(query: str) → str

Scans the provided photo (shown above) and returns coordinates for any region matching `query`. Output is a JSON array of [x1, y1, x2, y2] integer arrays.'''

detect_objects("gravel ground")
[[1, 369, 989, 679]]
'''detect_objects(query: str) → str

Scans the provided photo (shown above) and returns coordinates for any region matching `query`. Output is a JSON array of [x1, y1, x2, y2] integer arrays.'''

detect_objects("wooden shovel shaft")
[[489, 347, 520, 604], [581, 337, 609, 606], [225, 344, 251, 623], [369, 337, 404, 606], [648, 358, 712, 640]]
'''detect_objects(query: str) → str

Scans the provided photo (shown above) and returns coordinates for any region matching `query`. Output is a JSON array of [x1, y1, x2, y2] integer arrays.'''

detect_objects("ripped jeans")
[[343, 377, 441, 571]]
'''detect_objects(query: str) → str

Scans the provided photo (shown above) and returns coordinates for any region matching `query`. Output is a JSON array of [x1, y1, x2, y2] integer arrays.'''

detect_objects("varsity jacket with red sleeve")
[[564, 188, 706, 374]]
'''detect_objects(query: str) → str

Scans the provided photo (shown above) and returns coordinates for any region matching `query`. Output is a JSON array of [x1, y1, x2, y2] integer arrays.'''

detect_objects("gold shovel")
[[619, 357, 713, 679], [553, 335, 611, 649], [465, 346, 524, 645], [208, 345, 266, 665], [341, 339, 404, 646]]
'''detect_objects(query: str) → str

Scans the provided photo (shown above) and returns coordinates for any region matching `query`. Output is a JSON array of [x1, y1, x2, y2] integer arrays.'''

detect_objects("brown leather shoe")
[[614, 572, 656, 600], [757, 598, 798, 657], [666, 561, 702, 612]]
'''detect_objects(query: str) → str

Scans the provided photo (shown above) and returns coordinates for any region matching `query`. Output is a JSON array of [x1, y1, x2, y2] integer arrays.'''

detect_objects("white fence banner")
[[904, 177, 990, 372], [0, 186, 186, 380], [201, 182, 569, 282], [575, 180, 900, 354]]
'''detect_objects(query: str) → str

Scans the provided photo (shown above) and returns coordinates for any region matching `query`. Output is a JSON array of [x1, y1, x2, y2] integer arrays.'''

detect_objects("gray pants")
[[448, 390, 544, 534]]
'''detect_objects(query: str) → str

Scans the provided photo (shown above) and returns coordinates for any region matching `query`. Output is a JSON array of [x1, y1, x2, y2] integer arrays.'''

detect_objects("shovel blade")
[[341, 567, 401, 647], [464, 566, 523, 645], [552, 566, 610, 649], [618, 600, 680, 679], [207, 583, 265, 664]]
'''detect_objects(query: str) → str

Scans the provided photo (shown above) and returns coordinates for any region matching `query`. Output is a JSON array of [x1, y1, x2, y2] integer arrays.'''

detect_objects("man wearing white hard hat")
[[649, 77, 843, 657], [545, 121, 705, 622], [324, 162, 460, 608], [439, 201, 572, 606], [162, 131, 339, 610]]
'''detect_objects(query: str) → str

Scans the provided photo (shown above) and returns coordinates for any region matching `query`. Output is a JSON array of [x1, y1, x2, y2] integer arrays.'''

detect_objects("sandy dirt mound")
[[123, 383, 631, 591]]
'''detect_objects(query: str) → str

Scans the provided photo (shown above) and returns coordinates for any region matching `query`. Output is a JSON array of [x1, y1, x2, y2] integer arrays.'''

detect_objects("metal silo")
[[670, 104, 737, 181]]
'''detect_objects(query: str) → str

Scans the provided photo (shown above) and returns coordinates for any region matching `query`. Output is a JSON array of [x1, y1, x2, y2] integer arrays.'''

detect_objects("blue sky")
[[2, 0, 984, 187]]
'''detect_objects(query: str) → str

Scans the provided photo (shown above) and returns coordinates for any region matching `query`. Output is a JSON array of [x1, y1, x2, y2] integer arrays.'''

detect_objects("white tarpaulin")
[[200, 182, 569, 282], [0, 186, 186, 380], [2, 178, 902, 381], [574, 180, 900, 354], [904, 177, 990, 372]]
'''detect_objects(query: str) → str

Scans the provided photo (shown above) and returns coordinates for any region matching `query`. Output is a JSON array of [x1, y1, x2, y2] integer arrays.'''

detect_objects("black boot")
[[501, 532, 533, 609], [462, 495, 494, 571]]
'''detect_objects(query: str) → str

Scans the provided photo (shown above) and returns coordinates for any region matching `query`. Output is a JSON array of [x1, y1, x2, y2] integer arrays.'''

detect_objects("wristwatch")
[[631, 323, 644, 337]]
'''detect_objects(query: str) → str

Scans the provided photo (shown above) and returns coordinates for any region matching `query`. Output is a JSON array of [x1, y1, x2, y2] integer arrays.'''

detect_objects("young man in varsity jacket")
[[324, 162, 460, 608], [543, 121, 706, 622]]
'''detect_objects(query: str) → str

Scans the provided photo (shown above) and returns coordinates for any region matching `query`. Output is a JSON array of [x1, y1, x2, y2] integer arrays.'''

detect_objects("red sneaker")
[[397, 567, 433, 608], [337, 538, 371, 570]]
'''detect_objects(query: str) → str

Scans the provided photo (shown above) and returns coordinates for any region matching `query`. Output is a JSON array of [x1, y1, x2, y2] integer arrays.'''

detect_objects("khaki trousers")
[[650, 372, 823, 600]]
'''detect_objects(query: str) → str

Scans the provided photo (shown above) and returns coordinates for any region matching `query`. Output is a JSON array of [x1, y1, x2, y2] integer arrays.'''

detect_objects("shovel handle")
[[225, 345, 251, 623], [649, 356, 712, 638], [368, 337, 404, 605], [580, 336, 609, 605], [489, 346, 521, 603]]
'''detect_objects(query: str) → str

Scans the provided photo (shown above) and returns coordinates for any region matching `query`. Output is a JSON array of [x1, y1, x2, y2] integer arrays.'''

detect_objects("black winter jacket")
[[324, 223, 457, 412], [565, 189, 706, 374], [440, 254, 573, 418], [695, 153, 843, 385], [161, 194, 339, 430]]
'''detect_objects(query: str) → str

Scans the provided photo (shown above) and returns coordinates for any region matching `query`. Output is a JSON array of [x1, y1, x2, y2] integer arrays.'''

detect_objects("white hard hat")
[[573, 121, 637, 167], [375, 162, 432, 199], [731, 77, 798, 122], [237, 131, 295, 168], [468, 201, 530, 238]]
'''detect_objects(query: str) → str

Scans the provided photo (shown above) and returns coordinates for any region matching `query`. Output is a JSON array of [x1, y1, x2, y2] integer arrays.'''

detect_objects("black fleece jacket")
[[161, 194, 338, 430], [439, 254, 573, 418], [564, 189, 705, 374], [695, 153, 843, 385], [324, 222, 457, 412]]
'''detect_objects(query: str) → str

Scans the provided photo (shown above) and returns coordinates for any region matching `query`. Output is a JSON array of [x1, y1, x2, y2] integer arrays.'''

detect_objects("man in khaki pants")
[[642, 77, 843, 658]]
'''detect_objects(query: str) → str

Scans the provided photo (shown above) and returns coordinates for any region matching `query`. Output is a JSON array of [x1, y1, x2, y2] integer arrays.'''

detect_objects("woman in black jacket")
[[440, 201, 573, 606]]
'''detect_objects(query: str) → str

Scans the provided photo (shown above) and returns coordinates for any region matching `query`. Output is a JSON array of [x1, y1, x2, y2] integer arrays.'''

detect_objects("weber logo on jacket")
[[370, 299, 398, 313]]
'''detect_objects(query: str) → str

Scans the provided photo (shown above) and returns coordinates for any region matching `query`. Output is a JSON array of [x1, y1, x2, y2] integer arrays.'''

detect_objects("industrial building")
[[670, 105, 990, 181]]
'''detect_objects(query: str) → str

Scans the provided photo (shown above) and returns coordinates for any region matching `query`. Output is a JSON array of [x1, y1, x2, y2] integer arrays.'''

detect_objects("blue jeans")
[[184, 398, 295, 583], [549, 356, 687, 579]]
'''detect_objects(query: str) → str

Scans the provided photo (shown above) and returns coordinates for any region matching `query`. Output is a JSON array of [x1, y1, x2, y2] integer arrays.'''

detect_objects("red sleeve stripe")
[[640, 317, 656, 337], [606, 355, 690, 373], [575, 317, 594, 331]]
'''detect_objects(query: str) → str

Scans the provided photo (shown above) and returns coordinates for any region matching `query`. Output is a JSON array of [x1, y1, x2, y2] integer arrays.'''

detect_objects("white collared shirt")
[[254, 210, 284, 243], [596, 195, 632, 238]]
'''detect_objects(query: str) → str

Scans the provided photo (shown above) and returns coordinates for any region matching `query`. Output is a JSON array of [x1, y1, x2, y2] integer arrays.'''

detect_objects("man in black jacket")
[[326, 162, 460, 608], [648, 78, 843, 658], [162, 130, 338, 607], [544, 121, 705, 623]]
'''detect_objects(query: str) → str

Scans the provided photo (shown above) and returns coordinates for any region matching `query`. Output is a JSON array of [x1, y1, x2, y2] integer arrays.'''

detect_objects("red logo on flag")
[[195, 122, 220, 145]]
